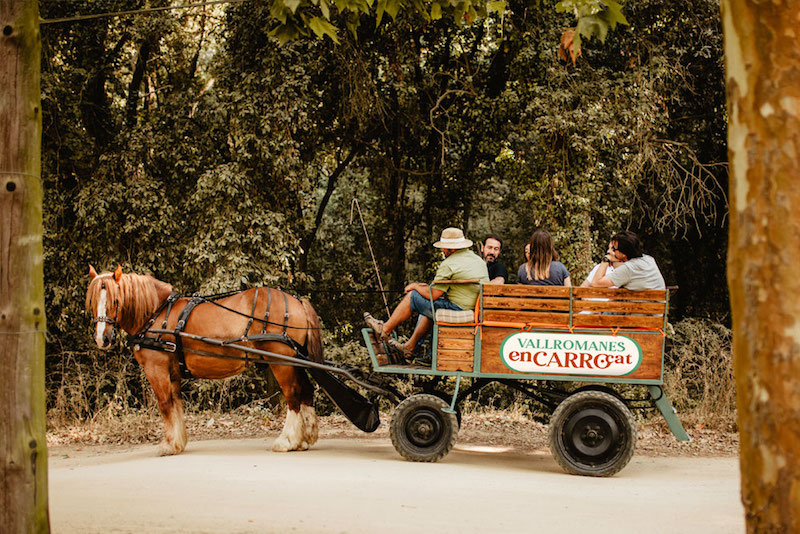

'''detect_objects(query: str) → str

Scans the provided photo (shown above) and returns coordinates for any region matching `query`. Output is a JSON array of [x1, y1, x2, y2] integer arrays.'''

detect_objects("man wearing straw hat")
[[364, 227, 489, 360]]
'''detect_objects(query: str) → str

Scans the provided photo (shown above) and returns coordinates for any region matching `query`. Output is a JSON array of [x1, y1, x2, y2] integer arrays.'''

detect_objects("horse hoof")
[[272, 437, 291, 452], [158, 442, 180, 456], [299, 441, 309, 451]]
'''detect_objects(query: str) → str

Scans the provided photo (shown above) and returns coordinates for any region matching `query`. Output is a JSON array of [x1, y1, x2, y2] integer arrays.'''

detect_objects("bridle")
[[92, 278, 120, 328]]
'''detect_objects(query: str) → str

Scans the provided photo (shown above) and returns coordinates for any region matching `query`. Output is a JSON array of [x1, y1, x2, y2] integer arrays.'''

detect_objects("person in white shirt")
[[581, 261, 620, 287], [590, 231, 665, 290]]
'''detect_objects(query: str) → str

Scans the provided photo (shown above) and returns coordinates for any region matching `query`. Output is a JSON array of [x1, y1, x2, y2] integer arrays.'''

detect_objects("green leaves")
[[309, 16, 340, 42], [555, 0, 629, 60], [319, 0, 331, 20], [284, 0, 303, 14], [486, 0, 507, 13], [375, 0, 401, 27], [269, 23, 301, 45], [265, 0, 624, 57], [267, 0, 518, 45]]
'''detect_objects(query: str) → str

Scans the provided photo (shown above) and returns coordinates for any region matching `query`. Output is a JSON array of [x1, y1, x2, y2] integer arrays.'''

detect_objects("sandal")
[[386, 338, 414, 363], [363, 312, 388, 340]]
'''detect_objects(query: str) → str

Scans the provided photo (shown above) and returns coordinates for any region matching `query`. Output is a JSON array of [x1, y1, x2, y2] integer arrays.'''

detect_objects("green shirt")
[[430, 249, 490, 310]]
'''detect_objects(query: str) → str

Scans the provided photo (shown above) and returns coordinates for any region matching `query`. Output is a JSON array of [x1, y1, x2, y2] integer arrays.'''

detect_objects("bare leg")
[[382, 292, 414, 336], [403, 315, 433, 351]]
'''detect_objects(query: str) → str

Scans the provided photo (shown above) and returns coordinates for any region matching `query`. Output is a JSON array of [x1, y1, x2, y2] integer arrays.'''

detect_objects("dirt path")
[[49, 436, 744, 534]]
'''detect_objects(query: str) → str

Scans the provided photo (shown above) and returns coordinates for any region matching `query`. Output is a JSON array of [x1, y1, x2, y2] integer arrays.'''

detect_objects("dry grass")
[[662, 318, 736, 431]]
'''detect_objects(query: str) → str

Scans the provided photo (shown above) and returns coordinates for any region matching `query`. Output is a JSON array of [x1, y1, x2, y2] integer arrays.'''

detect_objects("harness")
[[128, 289, 306, 380]]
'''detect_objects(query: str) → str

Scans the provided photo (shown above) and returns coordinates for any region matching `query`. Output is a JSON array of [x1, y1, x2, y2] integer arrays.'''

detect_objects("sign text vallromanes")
[[500, 332, 642, 376]]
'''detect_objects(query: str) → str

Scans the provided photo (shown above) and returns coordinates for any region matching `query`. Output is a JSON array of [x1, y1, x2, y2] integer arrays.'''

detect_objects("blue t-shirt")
[[517, 261, 570, 286]]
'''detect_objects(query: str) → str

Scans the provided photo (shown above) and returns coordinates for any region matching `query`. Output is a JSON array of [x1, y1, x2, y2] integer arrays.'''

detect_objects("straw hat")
[[433, 227, 473, 249]]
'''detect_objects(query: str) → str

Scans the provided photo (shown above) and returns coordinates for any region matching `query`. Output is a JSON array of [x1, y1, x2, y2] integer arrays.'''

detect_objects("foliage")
[[264, 0, 626, 64], [40, 0, 729, 420]]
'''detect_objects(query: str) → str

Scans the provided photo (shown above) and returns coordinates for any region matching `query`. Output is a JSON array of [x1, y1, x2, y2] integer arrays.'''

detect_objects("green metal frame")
[[361, 283, 690, 442]]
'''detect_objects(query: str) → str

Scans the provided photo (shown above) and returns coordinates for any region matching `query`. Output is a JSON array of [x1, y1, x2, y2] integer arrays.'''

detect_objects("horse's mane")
[[86, 272, 166, 332]]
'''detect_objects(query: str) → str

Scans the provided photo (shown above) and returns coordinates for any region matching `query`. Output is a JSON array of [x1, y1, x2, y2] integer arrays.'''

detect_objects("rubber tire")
[[390, 394, 458, 462], [429, 391, 462, 428], [548, 390, 636, 477]]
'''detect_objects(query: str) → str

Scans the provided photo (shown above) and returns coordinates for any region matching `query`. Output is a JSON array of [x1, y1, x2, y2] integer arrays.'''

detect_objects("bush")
[[663, 318, 736, 430]]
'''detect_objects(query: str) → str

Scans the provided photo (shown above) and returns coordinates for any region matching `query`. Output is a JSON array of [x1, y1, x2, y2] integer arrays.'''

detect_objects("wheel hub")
[[564, 408, 621, 463], [406, 409, 443, 448]]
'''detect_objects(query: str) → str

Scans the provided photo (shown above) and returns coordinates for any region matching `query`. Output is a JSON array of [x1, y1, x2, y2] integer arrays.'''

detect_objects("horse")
[[85, 264, 324, 456]]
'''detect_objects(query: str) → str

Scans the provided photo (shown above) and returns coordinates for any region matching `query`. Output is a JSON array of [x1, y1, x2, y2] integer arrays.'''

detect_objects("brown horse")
[[85, 265, 324, 456]]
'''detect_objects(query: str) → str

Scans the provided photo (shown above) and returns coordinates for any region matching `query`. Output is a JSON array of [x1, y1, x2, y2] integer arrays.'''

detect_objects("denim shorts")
[[409, 290, 462, 319]]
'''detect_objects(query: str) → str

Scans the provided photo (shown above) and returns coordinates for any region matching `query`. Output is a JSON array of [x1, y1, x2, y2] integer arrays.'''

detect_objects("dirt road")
[[49, 437, 744, 533]]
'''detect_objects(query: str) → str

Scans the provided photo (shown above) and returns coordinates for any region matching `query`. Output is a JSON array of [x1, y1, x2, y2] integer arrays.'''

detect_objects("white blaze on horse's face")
[[95, 287, 109, 348]]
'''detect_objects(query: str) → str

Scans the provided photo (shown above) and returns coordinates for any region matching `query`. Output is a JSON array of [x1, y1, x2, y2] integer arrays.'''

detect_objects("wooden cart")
[[363, 282, 690, 477]]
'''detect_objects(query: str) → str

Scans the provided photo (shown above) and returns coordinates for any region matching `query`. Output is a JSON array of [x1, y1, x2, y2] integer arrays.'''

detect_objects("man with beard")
[[481, 234, 508, 284]]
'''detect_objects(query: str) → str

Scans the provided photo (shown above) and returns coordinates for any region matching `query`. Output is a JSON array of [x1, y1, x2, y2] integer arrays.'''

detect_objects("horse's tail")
[[301, 298, 324, 363]]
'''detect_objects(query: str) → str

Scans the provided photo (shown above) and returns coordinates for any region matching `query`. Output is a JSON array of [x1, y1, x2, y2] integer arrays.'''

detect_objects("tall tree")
[[722, 1, 800, 530], [0, 0, 49, 531]]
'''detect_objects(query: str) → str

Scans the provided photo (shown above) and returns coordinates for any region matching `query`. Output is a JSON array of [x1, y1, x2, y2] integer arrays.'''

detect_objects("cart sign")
[[500, 332, 642, 376]]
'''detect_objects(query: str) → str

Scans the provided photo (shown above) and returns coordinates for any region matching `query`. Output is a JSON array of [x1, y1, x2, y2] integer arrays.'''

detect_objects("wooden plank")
[[572, 314, 665, 329], [436, 348, 474, 361], [572, 300, 666, 314], [479, 327, 663, 380], [482, 309, 571, 325], [572, 287, 667, 301], [480, 327, 522, 354], [437, 327, 475, 339], [367, 330, 386, 354], [437, 359, 474, 372], [483, 285, 571, 298], [624, 333, 664, 380], [483, 296, 571, 311], [437, 337, 475, 351], [436, 348, 475, 371]]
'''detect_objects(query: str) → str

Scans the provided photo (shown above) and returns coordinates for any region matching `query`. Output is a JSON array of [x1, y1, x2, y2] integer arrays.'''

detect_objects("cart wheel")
[[390, 394, 458, 462], [429, 391, 462, 428], [548, 390, 636, 477]]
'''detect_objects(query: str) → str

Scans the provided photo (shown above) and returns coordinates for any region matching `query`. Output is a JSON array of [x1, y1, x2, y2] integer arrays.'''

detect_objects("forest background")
[[40, 0, 733, 429]]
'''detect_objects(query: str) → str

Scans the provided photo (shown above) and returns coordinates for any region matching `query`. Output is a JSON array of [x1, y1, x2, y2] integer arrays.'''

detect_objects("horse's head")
[[86, 264, 124, 349], [86, 264, 174, 349]]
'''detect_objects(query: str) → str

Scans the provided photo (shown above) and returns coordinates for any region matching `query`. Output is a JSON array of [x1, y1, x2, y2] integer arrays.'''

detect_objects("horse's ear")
[[89, 264, 98, 279], [114, 265, 123, 283]]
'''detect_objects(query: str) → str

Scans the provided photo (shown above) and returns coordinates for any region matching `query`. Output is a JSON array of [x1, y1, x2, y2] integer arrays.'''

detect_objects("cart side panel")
[[479, 327, 664, 381], [436, 326, 475, 372], [477, 285, 668, 382]]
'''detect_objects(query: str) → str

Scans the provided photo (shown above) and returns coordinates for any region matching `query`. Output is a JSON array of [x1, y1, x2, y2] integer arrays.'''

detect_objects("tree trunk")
[[0, 0, 49, 532], [126, 39, 152, 127], [722, 1, 800, 531], [299, 145, 359, 272]]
